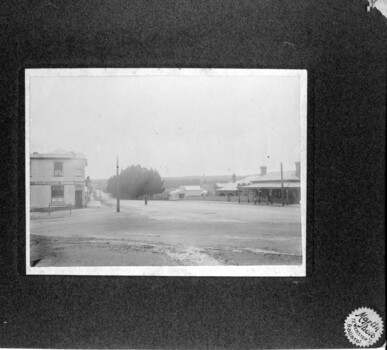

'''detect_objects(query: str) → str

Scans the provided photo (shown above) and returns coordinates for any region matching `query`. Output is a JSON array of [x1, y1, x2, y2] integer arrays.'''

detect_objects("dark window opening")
[[54, 161, 63, 176], [51, 185, 64, 202]]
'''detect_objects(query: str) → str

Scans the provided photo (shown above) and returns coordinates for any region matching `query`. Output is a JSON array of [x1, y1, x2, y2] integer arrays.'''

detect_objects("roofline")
[[250, 179, 300, 183], [241, 183, 300, 189], [30, 154, 87, 160], [30, 153, 87, 166]]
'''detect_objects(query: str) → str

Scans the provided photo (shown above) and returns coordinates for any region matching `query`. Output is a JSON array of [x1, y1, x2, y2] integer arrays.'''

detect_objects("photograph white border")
[[25, 68, 307, 277]]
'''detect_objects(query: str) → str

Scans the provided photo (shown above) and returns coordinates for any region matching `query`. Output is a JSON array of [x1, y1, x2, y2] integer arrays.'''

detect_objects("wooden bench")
[[48, 203, 72, 215]]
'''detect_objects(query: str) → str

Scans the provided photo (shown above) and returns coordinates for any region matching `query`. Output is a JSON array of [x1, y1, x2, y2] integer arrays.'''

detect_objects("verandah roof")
[[241, 182, 300, 189]]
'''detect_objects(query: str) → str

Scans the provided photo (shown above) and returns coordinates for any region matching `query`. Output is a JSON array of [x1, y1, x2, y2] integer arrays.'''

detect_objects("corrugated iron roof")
[[215, 182, 239, 191], [248, 171, 300, 183], [215, 183, 228, 187]]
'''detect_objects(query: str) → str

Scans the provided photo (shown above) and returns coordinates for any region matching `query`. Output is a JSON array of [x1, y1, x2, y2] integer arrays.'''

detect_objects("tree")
[[107, 165, 164, 199]]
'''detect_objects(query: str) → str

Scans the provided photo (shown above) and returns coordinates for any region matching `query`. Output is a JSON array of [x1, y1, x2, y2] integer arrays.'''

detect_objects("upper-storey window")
[[54, 161, 63, 177], [76, 168, 83, 177]]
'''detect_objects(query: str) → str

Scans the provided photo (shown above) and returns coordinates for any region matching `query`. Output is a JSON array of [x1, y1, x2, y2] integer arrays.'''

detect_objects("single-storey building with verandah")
[[216, 162, 301, 204]]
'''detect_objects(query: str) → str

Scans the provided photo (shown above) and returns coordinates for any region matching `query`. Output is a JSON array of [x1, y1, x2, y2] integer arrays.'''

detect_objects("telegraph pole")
[[280, 162, 285, 206], [116, 155, 120, 212]]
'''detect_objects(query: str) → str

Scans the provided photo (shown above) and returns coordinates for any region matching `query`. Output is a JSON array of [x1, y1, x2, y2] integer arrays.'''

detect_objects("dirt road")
[[30, 198, 302, 267]]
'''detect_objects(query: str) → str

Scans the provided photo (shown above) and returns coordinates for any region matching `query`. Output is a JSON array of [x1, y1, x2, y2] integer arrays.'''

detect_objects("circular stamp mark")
[[344, 307, 384, 347]]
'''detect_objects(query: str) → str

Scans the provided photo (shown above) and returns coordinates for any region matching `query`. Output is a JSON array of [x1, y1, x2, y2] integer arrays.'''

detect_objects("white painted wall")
[[30, 157, 86, 209]]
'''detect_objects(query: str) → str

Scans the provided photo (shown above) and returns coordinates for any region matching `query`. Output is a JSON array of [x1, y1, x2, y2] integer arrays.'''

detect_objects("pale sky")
[[375, 0, 387, 17], [29, 70, 305, 179]]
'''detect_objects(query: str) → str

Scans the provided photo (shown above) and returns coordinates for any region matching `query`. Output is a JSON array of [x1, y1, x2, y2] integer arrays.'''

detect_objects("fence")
[[183, 195, 251, 203], [182, 195, 297, 205]]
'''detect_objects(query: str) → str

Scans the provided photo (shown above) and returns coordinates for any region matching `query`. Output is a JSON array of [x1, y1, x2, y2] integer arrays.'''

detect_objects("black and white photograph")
[[26, 68, 306, 276], [1, 1, 385, 349]]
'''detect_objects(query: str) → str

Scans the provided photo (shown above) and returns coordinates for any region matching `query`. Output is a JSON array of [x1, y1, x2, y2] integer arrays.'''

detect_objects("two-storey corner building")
[[30, 149, 88, 210]]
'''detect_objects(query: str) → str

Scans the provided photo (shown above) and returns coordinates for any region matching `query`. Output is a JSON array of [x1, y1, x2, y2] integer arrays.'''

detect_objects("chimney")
[[295, 161, 301, 178], [232, 173, 236, 183], [260, 166, 267, 176]]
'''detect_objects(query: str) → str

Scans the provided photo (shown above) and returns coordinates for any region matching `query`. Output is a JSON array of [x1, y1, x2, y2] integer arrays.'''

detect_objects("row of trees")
[[107, 165, 164, 199]]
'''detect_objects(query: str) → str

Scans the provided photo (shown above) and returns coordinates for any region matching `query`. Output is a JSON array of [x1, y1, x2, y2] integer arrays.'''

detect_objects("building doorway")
[[75, 190, 83, 208]]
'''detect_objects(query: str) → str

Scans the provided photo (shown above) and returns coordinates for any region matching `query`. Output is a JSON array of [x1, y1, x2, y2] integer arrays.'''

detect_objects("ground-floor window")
[[51, 185, 64, 202], [273, 189, 282, 198]]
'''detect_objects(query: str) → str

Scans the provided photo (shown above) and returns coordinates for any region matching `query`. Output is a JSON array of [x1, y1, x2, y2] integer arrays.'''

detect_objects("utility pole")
[[280, 162, 285, 206], [116, 155, 120, 212]]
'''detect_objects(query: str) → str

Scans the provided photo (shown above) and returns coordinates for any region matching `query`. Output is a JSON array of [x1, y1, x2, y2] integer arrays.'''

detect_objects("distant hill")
[[162, 175, 246, 189], [89, 175, 247, 192], [90, 175, 251, 193]]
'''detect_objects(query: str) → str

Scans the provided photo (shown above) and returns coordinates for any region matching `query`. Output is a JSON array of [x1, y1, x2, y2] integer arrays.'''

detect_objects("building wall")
[[31, 158, 85, 181], [168, 192, 179, 200], [168, 189, 204, 200], [30, 157, 86, 209], [30, 184, 77, 208], [30, 185, 51, 208], [65, 185, 76, 205], [182, 189, 203, 197], [216, 190, 238, 196]]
